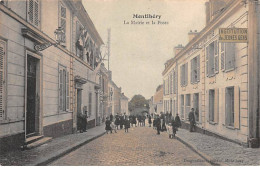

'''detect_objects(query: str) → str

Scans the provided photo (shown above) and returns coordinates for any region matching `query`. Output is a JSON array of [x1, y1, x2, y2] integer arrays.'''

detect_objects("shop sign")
[[219, 28, 248, 43]]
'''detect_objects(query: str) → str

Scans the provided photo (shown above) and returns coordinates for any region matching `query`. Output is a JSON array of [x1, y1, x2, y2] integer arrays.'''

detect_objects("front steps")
[[23, 135, 52, 150]]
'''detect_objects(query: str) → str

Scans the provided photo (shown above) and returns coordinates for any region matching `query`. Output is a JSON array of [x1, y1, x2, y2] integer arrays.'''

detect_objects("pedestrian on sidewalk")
[[125, 117, 130, 133], [188, 108, 196, 132], [105, 117, 112, 134], [132, 115, 137, 127], [148, 115, 152, 127], [175, 113, 182, 129], [110, 114, 113, 122]]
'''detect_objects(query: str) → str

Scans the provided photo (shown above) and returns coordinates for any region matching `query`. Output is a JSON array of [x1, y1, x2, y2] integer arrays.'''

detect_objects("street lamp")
[[34, 27, 65, 51]]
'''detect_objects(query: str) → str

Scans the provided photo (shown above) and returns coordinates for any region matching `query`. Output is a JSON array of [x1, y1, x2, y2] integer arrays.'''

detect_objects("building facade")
[[0, 0, 104, 151], [120, 93, 129, 115], [162, 0, 260, 147]]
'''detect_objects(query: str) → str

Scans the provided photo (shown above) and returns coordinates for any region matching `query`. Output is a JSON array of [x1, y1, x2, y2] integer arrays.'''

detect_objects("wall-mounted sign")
[[219, 28, 248, 43]]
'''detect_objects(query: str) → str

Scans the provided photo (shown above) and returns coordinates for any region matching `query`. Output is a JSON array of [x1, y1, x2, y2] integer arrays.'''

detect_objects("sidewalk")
[[0, 124, 106, 166], [175, 128, 260, 166]]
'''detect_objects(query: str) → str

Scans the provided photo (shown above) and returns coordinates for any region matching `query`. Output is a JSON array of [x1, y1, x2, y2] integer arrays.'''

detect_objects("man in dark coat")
[[105, 117, 112, 134], [110, 114, 113, 122], [148, 115, 152, 127], [175, 114, 182, 128], [156, 116, 161, 135], [119, 115, 124, 129], [189, 108, 196, 132]]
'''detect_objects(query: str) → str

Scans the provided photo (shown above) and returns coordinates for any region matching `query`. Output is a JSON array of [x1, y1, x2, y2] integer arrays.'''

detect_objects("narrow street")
[[50, 125, 210, 166]]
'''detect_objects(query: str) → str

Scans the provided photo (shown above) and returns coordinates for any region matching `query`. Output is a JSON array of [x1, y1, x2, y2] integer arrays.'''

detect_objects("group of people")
[[105, 108, 197, 137], [105, 113, 131, 133]]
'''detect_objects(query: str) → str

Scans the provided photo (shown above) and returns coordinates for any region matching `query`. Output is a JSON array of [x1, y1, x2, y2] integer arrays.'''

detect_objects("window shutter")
[[0, 41, 6, 120], [66, 71, 70, 111], [206, 90, 209, 122], [214, 41, 219, 73], [185, 63, 188, 86], [221, 88, 226, 125], [34, 0, 39, 27], [59, 69, 63, 111], [206, 46, 209, 77], [225, 43, 236, 70], [234, 86, 240, 129], [190, 60, 193, 84], [199, 92, 202, 123], [28, 0, 34, 24], [197, 55, 200, 82], [225, 88, 229, 126], [221, 43, 225, 71], [214, 88, 219, 123]]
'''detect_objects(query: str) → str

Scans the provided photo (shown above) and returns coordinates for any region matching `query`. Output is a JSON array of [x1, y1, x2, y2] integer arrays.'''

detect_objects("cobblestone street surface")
[[50, 126, 210, 166], [176, 128, 260, 166], [0, 125, 105, 166]]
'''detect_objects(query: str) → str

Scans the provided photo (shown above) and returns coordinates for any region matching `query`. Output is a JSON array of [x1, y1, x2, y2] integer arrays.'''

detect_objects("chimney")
[[174, 44, 184, 56], [188, 30, 199, 42]]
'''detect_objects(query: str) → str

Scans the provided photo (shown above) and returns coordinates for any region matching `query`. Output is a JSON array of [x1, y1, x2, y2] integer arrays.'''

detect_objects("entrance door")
[[193, 93, 199, 122], [26, 55, 38, 135], [77, 89, 82, 130]]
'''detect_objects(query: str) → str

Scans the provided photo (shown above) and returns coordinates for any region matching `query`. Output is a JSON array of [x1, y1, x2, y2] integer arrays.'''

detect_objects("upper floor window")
[[27, 0, 40, 28], [191, 55, 200, 84], [173, 70, 176, 94], [206, 40, 219, 77], [221, 43, 236, 71], [180, 63, 188, 87], [59, 2, 66, 43]]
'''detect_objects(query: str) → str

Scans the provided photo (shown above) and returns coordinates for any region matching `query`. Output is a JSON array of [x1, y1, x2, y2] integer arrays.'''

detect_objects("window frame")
[[27, 0, 41, 28], [58, 64, 70, 112], [58, 1, 67, 43], [0, 39, 7, 120]]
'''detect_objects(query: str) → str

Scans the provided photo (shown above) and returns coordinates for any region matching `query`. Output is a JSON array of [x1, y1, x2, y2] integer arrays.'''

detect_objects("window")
[[181, 63, 188, 86], [170, 74, 173, 94], [0, 40, 6, 120], [186, 94, 191, 120], [209, 90, 215, 122], [191, 55, 200, 83], [206, 40, 218, 77], [181, 95, 184, 119], [226, 87, 234, 126], [163, 80, 165, 95], [173, 70, 176, 94], [59, 2, 66, 42], [88, 92, 92, 116], [27, 0, 40, 27], [224, 43, 236, 71], [59, 65, 69, 112]]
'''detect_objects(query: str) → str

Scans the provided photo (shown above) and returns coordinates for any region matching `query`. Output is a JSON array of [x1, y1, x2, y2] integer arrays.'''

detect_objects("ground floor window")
[[226, 87, 234, 126], [181, 95, 184, 119], [59, 65, 69, 112]]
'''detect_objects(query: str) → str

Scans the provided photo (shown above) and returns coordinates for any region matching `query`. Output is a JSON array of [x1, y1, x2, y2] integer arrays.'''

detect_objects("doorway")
[[193, 93, 199, 122], [26, 55, 40, 136], [77, 89, 82, 130]]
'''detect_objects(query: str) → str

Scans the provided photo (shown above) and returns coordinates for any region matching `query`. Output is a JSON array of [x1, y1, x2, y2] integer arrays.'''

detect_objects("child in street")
[[125, 117, 130, 133], [166, 123, 173, 139], [110, 121, 117, 133]]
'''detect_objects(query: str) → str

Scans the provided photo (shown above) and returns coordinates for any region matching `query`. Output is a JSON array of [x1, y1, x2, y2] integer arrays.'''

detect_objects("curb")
[[33, 131, 106, 166], [175, 135, 227, 166]]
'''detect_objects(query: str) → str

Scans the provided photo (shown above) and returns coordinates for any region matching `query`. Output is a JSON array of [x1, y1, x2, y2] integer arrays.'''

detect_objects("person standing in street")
[[110, 114, 113, 122], [105, 117, 112, 134], [188, 108, 196, 132], [175, 113, 182, 129], [156, 116, 161, 135], [148, 115, 152, 127], [132, 115, 137, 127], [115, 113, 120, 130], [124, 117, 130, 133], [171, 118, 177, 138], [119, 114, 124, 129]]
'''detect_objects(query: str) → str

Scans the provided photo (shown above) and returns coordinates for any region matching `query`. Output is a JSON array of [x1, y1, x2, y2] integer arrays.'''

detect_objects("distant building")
[[120, 93, 129, 115], [162, 0, 260, 147]]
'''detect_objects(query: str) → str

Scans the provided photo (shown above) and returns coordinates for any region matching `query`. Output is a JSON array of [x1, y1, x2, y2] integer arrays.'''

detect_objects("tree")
[[128, 94, 150, 112]]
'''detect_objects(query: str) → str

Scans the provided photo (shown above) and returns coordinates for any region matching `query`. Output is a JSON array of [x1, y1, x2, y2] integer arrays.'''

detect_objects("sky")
[[83, 0, 206, 100]]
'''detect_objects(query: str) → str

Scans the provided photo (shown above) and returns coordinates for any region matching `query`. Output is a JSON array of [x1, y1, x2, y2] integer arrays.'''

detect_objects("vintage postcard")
[[0, 0, 259, 166]]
